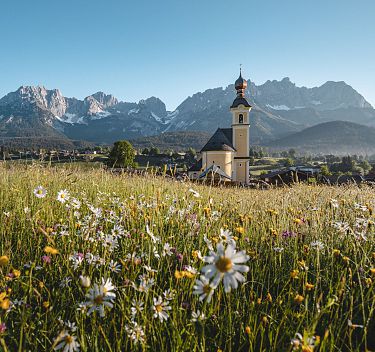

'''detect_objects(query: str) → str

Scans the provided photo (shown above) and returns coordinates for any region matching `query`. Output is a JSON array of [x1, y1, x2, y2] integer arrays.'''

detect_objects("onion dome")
[[235, 69, 248, 92], [231, 68, 251, 108]]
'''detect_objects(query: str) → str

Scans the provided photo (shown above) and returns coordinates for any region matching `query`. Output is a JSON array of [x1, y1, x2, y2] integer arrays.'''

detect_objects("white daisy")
[[202, 242, 249, 293], [53, 330, 80, 352], [130, 299, 144, 317], [193, 275, 215, 302], [310, 241, 324, 250], [101, 278, 116, 299], [191, 310, 206, 322], [57, 189, 70, 203], [125, 321, 145, 344], [218, 228, 235, 244], [152, 296, 171, 322], [33, 185, 47, 198], [188, 188, 200, 198], [83, 284, 114, 317], [162, 243, 173, 257]]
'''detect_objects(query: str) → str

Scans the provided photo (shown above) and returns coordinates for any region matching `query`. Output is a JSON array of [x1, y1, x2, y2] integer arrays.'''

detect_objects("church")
[[188, 70, 251, 184]]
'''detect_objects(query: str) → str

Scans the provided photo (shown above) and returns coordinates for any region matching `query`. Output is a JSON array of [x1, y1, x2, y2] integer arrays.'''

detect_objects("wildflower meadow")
[[0, 164, 374, 351]]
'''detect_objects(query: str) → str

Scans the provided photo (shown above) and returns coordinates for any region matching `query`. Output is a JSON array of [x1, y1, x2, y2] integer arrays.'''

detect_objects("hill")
[[267, 121, 375, 155]]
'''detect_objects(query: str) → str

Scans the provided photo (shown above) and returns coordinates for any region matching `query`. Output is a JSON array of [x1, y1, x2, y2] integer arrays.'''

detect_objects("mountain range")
[[0, 78, 374, 153]]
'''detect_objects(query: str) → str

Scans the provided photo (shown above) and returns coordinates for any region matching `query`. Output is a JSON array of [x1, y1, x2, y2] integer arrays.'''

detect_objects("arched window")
[[239, 114, 244, 124]]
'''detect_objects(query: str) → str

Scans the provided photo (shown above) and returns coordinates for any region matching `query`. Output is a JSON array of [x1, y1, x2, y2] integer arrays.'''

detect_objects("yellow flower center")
[[215, 257, 233, 273], [155, 304, 163, 312], [37, 189, 43, 194], [203, 285, 211, 294], [94, 295, 104, 304], [65, 335, 73, 344]]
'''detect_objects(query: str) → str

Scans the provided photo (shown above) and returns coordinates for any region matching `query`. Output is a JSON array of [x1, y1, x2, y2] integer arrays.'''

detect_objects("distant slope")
[[266, 121, 375, 155], [130, 131, 211, 151]]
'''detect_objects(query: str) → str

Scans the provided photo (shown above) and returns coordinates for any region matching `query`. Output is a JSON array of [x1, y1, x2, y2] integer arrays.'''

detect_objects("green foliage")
[[320, 165, 331, 176], [108, 140, 135, 167], [283, 158, 294, 167]]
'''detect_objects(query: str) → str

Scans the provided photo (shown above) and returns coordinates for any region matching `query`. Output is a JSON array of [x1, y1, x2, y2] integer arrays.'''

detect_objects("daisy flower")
[[152, 296, 171, 322], [83, 284, 114, 317], [218, 228, 235, 244], [188, 188, 200, 198], [53, 330, 80, 352], [33, 186, 47, 198], [202, 242, 249, 293], [125, 321, 145, 345], [193, 275, 215, 302], [191, 310, 206, 322], [130, 299, 144, 317], [101, 278, 116, 299], [57, 189, 70, 204]]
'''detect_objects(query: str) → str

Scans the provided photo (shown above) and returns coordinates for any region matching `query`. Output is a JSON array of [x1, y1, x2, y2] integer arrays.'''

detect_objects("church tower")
[[230, 69, 251, 184]]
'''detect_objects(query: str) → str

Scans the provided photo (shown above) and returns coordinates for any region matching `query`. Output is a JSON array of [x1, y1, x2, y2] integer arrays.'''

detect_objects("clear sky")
[[0, 0, 374, 110]]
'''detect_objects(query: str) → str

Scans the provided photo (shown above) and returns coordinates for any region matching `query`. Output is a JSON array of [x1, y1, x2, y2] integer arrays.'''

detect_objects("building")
[[259, 166, 321, 186], [189, 70, 251, 184]]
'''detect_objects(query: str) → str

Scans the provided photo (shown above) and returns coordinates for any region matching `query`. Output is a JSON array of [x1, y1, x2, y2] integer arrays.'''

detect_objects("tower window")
[[239, 163, 242, 167], [239, 114, 244, 124]]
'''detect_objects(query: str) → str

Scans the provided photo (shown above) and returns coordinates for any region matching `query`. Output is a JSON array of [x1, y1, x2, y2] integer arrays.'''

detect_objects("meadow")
[[0, 163, 374, 351]]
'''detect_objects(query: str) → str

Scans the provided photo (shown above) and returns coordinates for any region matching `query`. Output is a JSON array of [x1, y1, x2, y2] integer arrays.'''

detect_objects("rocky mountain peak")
[[90, 92, 118, 108], [0, 85, 67, 117]]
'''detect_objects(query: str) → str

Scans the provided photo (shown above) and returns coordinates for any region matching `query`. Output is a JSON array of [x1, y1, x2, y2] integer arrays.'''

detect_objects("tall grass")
[[0, 163, 374, 351]]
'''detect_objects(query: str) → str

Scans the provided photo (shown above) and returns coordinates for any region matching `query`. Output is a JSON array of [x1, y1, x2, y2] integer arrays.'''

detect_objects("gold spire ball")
[[235, 67, 247, 98]]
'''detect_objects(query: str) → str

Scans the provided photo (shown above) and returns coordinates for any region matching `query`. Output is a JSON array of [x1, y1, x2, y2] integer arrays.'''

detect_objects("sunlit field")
[[0, 163, 374, 351]]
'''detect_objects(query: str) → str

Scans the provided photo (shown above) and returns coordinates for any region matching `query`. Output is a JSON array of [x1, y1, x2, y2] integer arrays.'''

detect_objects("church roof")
[[230, 96, 251, 108], [200, 128, 236, 152]]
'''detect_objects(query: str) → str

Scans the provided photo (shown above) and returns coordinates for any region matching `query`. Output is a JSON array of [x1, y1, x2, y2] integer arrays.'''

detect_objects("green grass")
[[0, 163, 374, 351]]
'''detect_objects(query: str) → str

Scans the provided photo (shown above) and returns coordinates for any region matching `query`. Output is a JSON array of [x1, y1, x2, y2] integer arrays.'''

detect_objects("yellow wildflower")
[[294, 218, 303, 225], [13, 269, 21, 278], [0, 292, 10, 310], [44, 246, 59, 255], [0, 256, 9, 267], [332, 249, 341, 257], [305, 283, 314, 291], [290, 270, 299, 279], [174, 270, 184, 279], [294, 294, 304, 304], [236, 227, 245, 235], [245, 326, 251, 334]]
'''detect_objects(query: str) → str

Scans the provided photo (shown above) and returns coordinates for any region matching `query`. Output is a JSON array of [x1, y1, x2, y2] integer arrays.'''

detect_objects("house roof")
[[198, 164, 232, 180], [200, 128, 236, 152], [230, 96, 251, 109], [188, 158, 202, 172]]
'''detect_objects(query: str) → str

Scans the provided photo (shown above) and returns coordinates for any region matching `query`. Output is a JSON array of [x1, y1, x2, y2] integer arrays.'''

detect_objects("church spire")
[[235, 67, 247, 98]]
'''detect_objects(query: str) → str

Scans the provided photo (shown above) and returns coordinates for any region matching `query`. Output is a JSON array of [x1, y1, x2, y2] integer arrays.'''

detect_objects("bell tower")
[[230, 68, 251, 184]]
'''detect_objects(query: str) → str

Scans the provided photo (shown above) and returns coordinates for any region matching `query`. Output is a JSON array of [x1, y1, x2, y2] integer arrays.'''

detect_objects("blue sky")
[[0, 0, 374, 110]]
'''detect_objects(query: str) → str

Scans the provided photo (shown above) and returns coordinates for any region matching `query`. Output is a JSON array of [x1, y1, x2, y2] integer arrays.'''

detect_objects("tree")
[[149, 147, 160, 156], [320, 165, 331, 176], [108, 140, 135, 168], [283, 158, 294, 167], [359, 160, 372, 174], [142, 148, 149, 155]]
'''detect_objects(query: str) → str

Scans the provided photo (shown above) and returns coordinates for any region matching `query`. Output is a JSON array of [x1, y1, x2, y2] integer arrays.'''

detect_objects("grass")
[[0, 163, 374, 351]]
